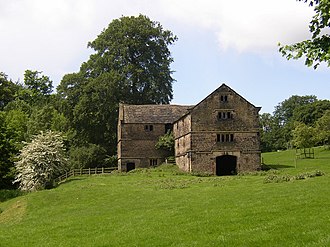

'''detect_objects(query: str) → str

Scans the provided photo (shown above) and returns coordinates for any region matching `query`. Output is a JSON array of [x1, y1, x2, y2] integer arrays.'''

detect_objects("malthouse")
[[117, 84, 261, 175]]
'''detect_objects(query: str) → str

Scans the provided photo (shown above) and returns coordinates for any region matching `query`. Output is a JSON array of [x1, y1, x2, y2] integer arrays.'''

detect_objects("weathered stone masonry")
[[117, 84, 261, 175], [117, 104, 190, 171]]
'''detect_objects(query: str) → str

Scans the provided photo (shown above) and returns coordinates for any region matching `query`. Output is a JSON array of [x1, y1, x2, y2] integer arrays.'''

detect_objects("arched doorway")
[[216, 155, 237, 176]]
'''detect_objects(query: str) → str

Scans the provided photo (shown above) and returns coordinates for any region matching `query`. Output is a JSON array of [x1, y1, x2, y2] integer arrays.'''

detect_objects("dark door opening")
[[216, 155, 237, 176], [126, 162, 135, 172]]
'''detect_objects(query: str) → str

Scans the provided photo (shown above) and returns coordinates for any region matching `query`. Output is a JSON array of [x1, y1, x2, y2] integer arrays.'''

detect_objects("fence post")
[[102, 167, 104, 174], [88, 168, 91, 175]]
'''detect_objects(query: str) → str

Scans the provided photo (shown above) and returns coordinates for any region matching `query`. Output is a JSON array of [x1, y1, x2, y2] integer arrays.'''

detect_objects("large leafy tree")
[[0, 72, 20, 110], [260, 95, 326, 151], [19, 70, 53, 105], [0, 112, 18, 189], [292, 99, 330, 125], [58, 15, 177, 158], [279, 0, 330, 69], [83, 14, 177, 104], [273, 95, 317, 125]]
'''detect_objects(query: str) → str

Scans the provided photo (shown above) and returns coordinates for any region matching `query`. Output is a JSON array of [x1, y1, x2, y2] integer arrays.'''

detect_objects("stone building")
[[117, 103, 190, 171], [117, 84, 261, 174]]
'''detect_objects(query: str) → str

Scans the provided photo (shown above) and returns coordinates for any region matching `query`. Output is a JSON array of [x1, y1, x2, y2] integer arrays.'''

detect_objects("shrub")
[[264, 170, 325, 183], [14, 131, 68, 191]]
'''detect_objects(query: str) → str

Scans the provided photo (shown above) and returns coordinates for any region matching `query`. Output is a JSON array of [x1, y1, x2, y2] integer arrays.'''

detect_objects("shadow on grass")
[[262, 164, 294, 170]]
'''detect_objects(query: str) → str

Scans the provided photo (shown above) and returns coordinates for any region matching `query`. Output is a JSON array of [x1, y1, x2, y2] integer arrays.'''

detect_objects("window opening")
[[217, 134, 235, 143], [150, 159, 158, 167], [218, 111, 233, 120], [165, 123, 172, 133], [145, 125, 153, 131], [221, 95, 228, 102]]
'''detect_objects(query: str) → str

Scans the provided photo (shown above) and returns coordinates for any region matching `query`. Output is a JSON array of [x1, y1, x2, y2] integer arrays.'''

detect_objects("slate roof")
[[121, 104, 192, 124]]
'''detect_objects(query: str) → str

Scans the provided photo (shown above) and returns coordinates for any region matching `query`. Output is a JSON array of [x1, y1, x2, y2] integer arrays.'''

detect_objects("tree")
[[0, 112, 18, 189], [58, 15, 177, 156], [279, 0, 330, 69], [83, 14, 177, 104], [21, 70, 53, 105], [271, 95, 317, 149], [14, 131, 68, 191], [4, 109, 29, 146], [156, 130, 175, 153], [274, 95, 317, 125], [69, 143, 107, 169], [315, 110, 330, 145], [292, 99, 330, 125], [292, 122, 317, 148], [0, 72, 20, 110]]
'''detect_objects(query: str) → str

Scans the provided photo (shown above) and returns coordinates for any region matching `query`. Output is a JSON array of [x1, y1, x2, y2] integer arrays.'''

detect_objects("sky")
[[0, 0, 329, 114]]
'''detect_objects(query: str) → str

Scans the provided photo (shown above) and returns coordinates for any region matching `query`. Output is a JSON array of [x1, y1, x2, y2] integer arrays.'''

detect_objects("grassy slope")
[[0, 147, 330, 247]]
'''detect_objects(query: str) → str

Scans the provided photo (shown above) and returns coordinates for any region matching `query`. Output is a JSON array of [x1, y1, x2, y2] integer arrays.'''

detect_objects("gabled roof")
[[173, 83, 261, 122], [121, 104, 192, 124], [191, 83, 261, 112], [120, 84, 261, 124]]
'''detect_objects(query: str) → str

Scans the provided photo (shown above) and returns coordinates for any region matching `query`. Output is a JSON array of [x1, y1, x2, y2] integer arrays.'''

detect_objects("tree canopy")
[[279, 0, 330, 69], [58, 14, 177, 157], [260, 95, 330, 151]]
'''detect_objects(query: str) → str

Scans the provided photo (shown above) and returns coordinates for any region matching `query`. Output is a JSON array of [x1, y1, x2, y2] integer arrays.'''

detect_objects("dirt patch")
[[0, 198, 27, 224]]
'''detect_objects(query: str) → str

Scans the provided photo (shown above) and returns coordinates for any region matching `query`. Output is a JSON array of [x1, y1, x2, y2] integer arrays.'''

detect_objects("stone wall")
[[173, 114, 192, 171], [118, 122, 171, 171]]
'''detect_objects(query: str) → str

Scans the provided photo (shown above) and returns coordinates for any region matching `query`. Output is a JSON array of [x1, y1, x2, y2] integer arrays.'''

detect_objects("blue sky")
[[0, 0, 329, 114]]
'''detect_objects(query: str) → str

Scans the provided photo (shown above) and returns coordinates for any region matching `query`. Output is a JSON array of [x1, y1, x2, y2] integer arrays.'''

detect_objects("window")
[[220, 95, 228, 102], [150, 159, 158, 167], [165, 123, 172, 133], [218, 111, 233, 120], [145, 125, 153, 131], [217, 134, 234, 143]]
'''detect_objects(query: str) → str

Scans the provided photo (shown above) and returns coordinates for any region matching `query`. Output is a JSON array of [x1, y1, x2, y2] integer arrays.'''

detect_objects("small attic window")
[[220, 95, 228, 102]]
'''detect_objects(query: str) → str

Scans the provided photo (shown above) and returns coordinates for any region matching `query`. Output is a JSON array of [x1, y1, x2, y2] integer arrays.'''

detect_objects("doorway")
[[216, 155, 237, 176], [126, 162, 135, 172]]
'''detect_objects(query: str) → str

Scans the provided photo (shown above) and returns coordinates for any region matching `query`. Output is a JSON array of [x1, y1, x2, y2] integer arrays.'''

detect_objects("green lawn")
[[1, 147, 330, 246]]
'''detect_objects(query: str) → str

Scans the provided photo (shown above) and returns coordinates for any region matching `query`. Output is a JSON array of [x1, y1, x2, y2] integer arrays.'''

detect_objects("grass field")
[[1, 147, 329, 246]]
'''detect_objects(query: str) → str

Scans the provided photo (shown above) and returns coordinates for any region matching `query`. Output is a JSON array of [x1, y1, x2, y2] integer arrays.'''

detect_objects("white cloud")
[[0, 0, 96, 82], [154, 0, 314, 53], [0, 0, 315, 84]]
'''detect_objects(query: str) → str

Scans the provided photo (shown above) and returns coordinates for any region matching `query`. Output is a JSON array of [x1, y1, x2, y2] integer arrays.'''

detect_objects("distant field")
[[0, 147, 329, 247]]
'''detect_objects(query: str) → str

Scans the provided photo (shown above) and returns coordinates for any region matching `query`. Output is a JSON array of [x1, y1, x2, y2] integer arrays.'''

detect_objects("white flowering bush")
[[14, 131, 68, 191]]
